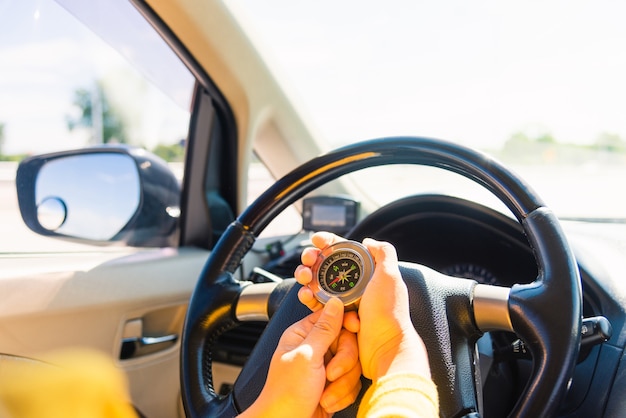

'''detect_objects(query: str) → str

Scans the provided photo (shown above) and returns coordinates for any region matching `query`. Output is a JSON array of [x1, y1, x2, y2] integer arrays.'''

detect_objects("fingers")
[[311, 231, 344, 250], [299, 231, 345, 264], [320, 296, 361, 413], [294, 263, 313, 285], [342, 310, 360, 333], [326, 328, 359, 382], [321, 323, 361, 413], [300, 231, 344, 268], [321, 361, 362, 413], [299, 247, 321, 269], [302, 298, 344, 354], [361, 237, 409, 306], [297, 285, 324, 312], [362, 237, 405, 290], [295, 260, 323, 311], [296, 232, 349, 311], [362, 237, 399, 274]]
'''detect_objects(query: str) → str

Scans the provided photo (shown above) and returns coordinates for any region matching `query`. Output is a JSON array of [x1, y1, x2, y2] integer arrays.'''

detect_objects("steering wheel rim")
[[181, 136, 582, 417]]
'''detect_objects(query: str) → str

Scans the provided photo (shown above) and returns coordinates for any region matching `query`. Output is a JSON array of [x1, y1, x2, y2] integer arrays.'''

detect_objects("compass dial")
[[310, 240, 374, 309], [319, 251, 362, 294]]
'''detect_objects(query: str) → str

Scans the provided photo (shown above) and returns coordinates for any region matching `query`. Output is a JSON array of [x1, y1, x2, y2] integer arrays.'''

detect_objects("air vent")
[[213, 321, 267, 366]]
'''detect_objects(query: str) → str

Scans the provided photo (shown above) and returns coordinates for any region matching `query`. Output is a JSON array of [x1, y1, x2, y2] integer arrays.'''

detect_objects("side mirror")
[[16, 146, 181, 247]]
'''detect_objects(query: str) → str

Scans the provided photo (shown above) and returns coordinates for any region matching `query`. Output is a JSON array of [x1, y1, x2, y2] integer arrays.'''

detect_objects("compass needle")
[[309, 240, 374, 310]]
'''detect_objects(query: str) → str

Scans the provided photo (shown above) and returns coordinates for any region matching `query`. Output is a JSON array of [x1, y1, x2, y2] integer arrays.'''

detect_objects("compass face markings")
[[320, 252, 362, 294], [310, 240, 374, 309]]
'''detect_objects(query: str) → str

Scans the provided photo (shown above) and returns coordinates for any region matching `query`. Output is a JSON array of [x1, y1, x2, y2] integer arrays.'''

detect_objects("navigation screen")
[[311, 204, 347, 227], [303, 196, 359, 234]]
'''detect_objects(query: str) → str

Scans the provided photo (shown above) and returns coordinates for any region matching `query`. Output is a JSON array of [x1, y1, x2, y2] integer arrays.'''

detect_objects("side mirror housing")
[[16, 146, 181, 247]]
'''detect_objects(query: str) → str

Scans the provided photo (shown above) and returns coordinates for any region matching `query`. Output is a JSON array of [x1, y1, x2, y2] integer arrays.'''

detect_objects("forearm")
[[357, 372, 439, 418], [369, 330, 431, 382]]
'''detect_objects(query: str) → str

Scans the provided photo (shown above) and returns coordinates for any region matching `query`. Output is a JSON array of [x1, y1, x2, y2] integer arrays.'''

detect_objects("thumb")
[[363, 238, 400, 281], [303, 297, 344, 355]]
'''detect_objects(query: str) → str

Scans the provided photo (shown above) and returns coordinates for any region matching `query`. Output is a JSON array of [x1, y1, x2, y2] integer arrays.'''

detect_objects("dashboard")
[[346, 194, 538, 288]]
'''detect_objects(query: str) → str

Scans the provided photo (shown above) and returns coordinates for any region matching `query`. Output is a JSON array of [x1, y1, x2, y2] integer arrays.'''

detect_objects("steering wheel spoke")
[[473, 284, 513, 333], [235, 279, 298, 322]]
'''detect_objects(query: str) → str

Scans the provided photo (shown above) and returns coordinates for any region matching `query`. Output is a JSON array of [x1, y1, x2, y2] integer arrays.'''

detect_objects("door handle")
[[139, 334, 178, 347], [120, 333, 178, 360]]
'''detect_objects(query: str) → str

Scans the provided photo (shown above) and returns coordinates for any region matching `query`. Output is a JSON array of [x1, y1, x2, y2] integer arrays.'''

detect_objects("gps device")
[[302, 196, 359, 234]]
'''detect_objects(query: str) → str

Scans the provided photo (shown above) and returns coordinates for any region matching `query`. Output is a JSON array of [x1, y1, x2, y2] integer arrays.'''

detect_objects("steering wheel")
[[180, 137, 582, 418]]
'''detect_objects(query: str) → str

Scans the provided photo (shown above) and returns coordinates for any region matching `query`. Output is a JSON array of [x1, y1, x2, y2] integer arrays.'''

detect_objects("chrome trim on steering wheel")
[[473, 284, 513, 332], [236, 282, 279, 322]]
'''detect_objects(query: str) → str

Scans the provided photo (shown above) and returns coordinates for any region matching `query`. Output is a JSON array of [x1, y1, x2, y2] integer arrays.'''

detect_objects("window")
[[0, 0, 194, 252]]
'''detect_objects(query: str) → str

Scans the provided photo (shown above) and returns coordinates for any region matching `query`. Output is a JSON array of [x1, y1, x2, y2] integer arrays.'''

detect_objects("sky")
[[0, 0, 191, 155], [231, 0, 626, 150], [2, 0, 626, 155]]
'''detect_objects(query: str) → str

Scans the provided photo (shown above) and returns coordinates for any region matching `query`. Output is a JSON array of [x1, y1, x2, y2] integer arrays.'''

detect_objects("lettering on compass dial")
[[310, 241, 374, 308], [320, 252, 361, 294]]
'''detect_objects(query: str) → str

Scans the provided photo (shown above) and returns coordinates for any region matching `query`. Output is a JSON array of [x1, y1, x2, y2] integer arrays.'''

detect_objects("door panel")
[[0, 247, 208, 418]]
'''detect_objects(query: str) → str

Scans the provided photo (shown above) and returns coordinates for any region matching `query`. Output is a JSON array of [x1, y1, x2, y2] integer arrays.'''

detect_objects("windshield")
[[232, 0, 626, 220]]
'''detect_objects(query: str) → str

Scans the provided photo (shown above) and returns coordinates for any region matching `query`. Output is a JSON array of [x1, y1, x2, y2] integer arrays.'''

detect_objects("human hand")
[[295, 232, 430, 382], [294, 234, 361, 334], [241, 297, 362, 418]]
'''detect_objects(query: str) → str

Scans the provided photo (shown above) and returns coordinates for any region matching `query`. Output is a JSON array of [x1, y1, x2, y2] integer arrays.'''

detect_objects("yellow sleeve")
[[357, 373, 439, 418], [0, 349, 138, 418]]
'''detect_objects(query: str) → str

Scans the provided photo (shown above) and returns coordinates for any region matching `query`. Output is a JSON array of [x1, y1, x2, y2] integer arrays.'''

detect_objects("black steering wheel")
[[180, 137, 582, 418]]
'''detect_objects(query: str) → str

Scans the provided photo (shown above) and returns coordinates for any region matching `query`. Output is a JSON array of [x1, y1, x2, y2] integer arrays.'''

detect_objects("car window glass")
[[0, 0, 193, 252], [247, 157, 302, 238]]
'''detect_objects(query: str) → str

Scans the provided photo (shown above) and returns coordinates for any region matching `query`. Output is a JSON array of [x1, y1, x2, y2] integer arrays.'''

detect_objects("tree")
[[595, 132, 625, 152], [536, 133, 556, 144], [66, 82, 128, 144], [152, 142, 185, 162], [502, 131, 531, 154]]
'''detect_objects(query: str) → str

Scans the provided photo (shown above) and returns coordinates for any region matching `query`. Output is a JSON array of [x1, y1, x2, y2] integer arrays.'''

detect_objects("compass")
[[309, 240, 374, 310]]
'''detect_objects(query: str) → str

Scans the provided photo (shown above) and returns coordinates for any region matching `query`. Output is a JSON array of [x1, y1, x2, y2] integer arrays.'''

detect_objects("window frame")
[[132, 0, 239, 250]]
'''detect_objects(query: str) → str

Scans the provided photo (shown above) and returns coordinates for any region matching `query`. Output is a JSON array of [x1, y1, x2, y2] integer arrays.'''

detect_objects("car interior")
[[2, 0, 626, 417]]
